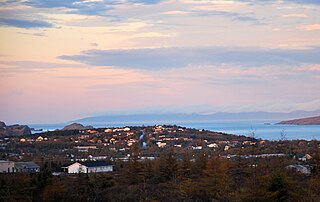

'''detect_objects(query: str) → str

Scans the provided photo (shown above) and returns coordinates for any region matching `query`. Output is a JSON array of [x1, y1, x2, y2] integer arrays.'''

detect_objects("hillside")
[[62, 123, 93, 130], [277, 116, 320, 125], [0, 121, 31, 137]]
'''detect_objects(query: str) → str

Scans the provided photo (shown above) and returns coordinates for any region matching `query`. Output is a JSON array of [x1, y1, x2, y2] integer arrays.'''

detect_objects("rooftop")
[[0, 160, 13, 163], [80, 161, 113, 167], [15, 162, 40, 168]]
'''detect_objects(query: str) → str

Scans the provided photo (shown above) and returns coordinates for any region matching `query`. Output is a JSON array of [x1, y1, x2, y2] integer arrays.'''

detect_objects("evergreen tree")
[[179, 152, 192, 180], [124, 143, 144, 185], [268, 173, 289, 201], [200, 156, 229, 200], [159, 149, 178, 182], [312, 139, 320, 174]]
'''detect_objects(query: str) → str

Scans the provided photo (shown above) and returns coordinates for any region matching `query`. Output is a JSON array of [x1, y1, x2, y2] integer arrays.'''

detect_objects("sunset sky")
[[1, 0, 320, 124]]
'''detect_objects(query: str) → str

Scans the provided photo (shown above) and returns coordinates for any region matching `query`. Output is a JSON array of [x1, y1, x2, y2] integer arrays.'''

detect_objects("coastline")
[[28, 120, 320, 140]]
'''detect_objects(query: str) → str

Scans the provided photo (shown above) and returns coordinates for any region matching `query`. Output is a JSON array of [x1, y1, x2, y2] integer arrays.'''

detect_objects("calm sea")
[[29, 120, 320, 140]]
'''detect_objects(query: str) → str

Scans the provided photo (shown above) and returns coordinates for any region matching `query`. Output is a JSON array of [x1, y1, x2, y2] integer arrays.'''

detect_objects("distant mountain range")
[[277, 116, 320, 125], [74, 110, 320, 124]]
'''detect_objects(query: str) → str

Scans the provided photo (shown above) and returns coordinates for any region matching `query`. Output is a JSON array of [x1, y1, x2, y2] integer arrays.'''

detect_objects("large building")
[[0, 160, 15, 173], [63, 161, 113, 173], [14, 162, 40, 173], [0, 160, 40, 173]]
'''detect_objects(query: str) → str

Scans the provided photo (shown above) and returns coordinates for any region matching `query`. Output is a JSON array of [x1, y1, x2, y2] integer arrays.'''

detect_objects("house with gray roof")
[[14, 162, 40, 173], [286, 164, 312, 175]]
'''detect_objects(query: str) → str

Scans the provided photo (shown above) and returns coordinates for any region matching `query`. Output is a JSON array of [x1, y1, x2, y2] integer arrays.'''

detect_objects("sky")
[[0, 0, 320, 124]]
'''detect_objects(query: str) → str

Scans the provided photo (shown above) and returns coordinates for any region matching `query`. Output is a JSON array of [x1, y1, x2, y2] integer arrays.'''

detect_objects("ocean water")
[[179, 121, 320, 140], [29, 120, 320, 140]]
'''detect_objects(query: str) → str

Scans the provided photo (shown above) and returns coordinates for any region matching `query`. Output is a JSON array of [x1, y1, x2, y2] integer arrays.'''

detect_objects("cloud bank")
[[24, 0, 162, 15], [59, 46, 320, 69], [0, 18, 53, 28]]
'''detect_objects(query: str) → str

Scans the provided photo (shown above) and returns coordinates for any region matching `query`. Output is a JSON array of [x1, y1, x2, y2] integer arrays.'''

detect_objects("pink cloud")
[[296, 65, 320, 71], [300, 24, 320, 31]]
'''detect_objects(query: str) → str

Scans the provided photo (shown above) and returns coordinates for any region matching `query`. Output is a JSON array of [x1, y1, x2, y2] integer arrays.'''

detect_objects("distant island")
[[277, 116, 320, 125]]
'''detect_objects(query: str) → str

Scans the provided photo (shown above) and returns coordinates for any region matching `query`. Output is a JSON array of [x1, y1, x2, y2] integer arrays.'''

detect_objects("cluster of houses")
[[0, 160, 40, 173], [20, 136, 48, 142], [103, 126, 253, 151], [2, 125, 260, 156], [1, 125, 318, 176], [60, 125, 258, 163]]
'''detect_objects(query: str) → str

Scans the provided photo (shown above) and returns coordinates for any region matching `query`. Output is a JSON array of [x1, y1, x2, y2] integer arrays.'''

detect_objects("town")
[[1, 124, 319, 201]]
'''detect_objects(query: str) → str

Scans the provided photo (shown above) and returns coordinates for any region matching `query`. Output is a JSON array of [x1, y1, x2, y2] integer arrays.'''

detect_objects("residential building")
[[0, 160, 15, 173], [74, 146, 97, 152], [14, 162, 40, 173], [286, 164, 312, 175], [192, 146, 203, 150], [156, 142, 166, 148], [63, 161, 113, 173], [296, 153, 312, 161], [207, 143, 218, 148]]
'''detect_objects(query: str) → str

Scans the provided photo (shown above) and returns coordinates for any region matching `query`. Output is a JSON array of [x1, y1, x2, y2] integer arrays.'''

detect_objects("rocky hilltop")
[[277, 116, 320, 125], [0, 121, 32, 137], [0, 121, 6, 128], [62, 123, 93, 131]]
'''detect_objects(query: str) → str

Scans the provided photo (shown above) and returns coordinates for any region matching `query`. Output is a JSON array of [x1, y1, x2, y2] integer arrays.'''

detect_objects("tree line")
[[1, 147, 320, 202]]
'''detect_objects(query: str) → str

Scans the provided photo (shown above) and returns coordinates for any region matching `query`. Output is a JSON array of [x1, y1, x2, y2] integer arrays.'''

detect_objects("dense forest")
[[1, 147, 320, 202]]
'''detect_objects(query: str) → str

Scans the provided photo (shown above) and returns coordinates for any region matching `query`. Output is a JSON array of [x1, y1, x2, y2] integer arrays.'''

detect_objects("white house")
[[63, 161, 113, 173], [88, 155, 108, 161], [286, 164, 312, 175], [192, 146, 203, 150], [207, 143, 218, 148], [74, 146, 97, 152], [156, 142, 166, 148], [0, 160, 15, 173], [36, 136, 44, 142]]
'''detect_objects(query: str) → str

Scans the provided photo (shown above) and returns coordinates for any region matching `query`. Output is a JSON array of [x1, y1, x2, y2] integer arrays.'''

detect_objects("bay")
[[29, 120, 320, 140]]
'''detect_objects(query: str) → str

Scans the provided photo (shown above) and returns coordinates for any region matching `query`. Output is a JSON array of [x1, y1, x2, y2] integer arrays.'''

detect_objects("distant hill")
[[0, 121, 31, 137], [62, 123, 93, 130], [277, 116, 320, 125], [0, 121, 6, 128], [74, 110, 320, 124]]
